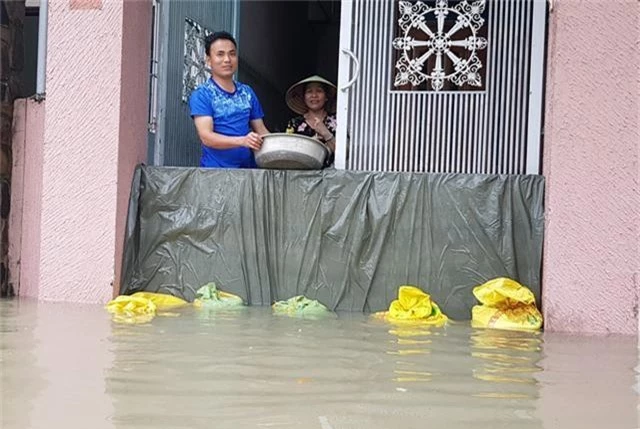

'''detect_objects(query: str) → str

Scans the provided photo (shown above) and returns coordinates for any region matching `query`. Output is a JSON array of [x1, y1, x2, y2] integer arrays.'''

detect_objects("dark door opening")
[[237, 1, 341, 132]]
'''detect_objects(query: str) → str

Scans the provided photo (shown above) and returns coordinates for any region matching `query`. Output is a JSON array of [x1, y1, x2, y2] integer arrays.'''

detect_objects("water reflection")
[[0, 300, 43, 429], [384, 323, 435, 381], [470, 328, 542, 399], [1, 300, 637, 429], [1, 299, 115, 429], [382, 320, 544, 427], [538, 332, 638, 428]]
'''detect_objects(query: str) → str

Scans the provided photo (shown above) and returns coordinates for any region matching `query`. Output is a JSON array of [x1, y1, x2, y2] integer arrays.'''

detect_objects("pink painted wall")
[[114, 0, 152, 297], [10, 0, 151, 303], [541, 0, 639, 334], [38, 0, 124, 302]]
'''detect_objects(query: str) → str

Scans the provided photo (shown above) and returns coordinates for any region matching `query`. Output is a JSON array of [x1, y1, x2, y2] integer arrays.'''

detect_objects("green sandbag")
[[193, 283, 244, 309], [272, 295, 332, 318]]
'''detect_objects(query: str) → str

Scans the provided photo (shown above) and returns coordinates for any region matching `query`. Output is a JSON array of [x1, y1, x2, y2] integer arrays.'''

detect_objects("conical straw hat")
[[285, 75, 337, 115]]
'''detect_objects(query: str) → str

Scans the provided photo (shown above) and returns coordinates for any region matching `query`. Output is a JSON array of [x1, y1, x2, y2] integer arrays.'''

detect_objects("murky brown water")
[[1, 299, 638, 428]]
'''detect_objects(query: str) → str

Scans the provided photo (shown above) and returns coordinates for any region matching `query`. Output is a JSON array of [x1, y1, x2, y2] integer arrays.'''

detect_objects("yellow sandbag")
[[106, 295, 157, 324], [105, 292, 188, 324], [375, 286, 448, 326], [130, 292, 188, 309], [272, 295, 331, 318], [471, 278, 543, 331]]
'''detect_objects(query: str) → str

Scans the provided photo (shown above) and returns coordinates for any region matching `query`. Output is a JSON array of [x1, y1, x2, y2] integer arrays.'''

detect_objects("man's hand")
[[194, 116, 267, 150], [240, 132, 263, 151]]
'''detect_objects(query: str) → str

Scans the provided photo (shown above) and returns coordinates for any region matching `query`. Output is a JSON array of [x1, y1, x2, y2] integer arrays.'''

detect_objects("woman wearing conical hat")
[[285, 75, 337, 166]]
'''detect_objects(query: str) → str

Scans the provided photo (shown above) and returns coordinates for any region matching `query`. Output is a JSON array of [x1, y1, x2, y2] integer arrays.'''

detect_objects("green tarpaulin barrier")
[[120, 166, 544, 320]]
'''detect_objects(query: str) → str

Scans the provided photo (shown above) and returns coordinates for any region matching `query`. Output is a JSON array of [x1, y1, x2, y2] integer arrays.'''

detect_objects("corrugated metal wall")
[[344, 0, 546, 174], [158, 0, 237, 167]]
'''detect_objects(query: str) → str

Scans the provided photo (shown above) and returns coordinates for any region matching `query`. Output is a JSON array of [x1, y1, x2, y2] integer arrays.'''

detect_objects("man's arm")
[[194, 116, 262, 151], [250, 118, 270, 137]]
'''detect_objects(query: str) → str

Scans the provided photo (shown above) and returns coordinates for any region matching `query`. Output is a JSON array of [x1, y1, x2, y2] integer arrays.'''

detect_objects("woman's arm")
[[307, 117, 335, 152]]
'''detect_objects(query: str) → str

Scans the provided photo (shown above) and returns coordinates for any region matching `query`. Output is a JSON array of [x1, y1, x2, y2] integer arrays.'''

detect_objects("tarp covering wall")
[[120, 166, 544, 320]]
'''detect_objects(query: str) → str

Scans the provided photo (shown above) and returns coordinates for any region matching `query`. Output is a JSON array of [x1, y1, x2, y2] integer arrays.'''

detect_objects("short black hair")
[[205, 31, 237, 56]]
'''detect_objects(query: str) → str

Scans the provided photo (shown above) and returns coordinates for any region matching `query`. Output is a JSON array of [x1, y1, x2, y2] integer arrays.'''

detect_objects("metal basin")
[[255, 133, 328, 170]]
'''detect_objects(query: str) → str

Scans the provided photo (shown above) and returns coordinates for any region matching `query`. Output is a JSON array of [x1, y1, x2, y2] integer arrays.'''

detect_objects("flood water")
[[1, 299, 638, 428]]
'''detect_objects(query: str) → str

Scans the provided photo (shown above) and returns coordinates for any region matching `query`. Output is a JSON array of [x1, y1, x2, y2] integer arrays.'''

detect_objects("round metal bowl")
[[255, 133, 328, 170]]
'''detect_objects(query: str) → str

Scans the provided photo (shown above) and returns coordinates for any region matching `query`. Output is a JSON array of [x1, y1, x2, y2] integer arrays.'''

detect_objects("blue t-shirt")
[[189, 79, 264, 168]]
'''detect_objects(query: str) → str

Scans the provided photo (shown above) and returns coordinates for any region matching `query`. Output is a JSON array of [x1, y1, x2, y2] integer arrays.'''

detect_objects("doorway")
[[149, 0, 341, 167], [237, 1, 341, 133]]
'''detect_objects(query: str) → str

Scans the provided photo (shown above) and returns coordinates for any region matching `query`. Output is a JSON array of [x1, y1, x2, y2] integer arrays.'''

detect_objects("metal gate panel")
[[336, 0, 547, 174]]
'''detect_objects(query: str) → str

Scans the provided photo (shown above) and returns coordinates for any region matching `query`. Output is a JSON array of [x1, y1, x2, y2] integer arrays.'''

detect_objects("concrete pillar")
[[12, 0, 151, 302], [541, 0, 639, 334]]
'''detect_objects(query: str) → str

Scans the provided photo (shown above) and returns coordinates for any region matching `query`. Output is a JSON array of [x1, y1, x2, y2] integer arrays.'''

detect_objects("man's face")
[[207, 39, 238, 79]]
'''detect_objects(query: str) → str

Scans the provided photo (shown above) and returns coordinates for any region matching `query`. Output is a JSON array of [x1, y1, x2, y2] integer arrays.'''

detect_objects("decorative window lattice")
[[182, 17, 212, 102], [392, 0, 488, 91]]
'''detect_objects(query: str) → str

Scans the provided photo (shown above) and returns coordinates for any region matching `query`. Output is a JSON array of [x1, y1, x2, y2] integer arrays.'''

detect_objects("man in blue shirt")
[[189, 31, 269, 168]]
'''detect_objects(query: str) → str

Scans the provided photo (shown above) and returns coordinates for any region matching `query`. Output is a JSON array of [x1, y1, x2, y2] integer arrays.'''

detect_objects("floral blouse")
[[285, 114, 337, 167]]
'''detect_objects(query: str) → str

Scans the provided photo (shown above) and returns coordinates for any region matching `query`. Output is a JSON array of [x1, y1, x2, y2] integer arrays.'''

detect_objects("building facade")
[[7, 0, 639, 335]]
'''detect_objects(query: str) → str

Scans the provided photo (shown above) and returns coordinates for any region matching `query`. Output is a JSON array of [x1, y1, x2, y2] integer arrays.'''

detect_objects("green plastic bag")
[[193, 283, 245, 309], [272, 295, 331, 318]]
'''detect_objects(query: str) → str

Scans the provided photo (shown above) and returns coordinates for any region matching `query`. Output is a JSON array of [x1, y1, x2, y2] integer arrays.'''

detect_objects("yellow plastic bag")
[[105, 292, 188, 324], [106, 295, 157, 324], [130, 292, 188, 309], [471, 277, 543, 331], [374, 286, 448, 326]]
